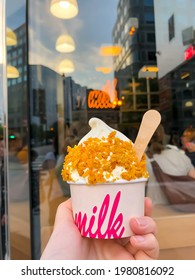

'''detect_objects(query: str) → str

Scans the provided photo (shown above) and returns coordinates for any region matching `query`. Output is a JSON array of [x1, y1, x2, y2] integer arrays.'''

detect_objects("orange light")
[[117, 100, 122, 106], [95, 67, 112, 74], [99, 45, 122, 57], [141, 66, 158, 72], [129, 26, 136, 36], [131, 26, 136, 32]]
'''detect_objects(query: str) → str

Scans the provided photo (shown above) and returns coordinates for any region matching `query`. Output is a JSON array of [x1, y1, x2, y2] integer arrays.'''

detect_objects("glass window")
[[12, 59, 17, 66], [144, 0, 154, 6], [168, 14, 175, 41], [124, 21, 129, 34], [183, 89, 193, 99], [136, 94, 148, 109], [0, 0, 8, 261], [130, 0, 139, 6], [17, 57, 22, 64], [151, 93, 159, 105], [144, 12, 154, 24], [12, 50, 17, 58], [148, 51, 156, 61], [124, 5, 127, 16], [18, 77, 22, 83], [147, 33, 155, 42], [3, 0, 195, 261], [6, 0, 31, 260], [132, 50, 139, 62], [184, 109, 193, 118]]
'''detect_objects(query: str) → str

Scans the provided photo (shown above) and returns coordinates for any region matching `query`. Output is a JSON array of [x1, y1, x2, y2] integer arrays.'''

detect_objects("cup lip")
[[68, 177, 148, 185]]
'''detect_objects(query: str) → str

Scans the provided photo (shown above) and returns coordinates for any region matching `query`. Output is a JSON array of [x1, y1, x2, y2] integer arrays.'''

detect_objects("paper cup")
[[70, 178, 147, 239]]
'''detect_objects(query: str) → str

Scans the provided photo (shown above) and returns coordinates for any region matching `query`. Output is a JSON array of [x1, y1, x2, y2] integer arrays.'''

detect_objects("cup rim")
[[68, 177, 148, 185]]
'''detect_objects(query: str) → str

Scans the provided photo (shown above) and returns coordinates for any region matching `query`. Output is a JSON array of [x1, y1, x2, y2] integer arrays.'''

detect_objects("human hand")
[[41, 197, 159, 260]]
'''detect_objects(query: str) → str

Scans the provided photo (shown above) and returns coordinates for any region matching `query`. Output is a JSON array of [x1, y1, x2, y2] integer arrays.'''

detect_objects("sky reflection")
[[28, 0, 118, 89]]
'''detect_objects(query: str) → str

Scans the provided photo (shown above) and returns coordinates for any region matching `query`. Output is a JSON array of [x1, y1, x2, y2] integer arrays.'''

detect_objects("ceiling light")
[[7, 65, 19, 78], [99, 45, 122, 57], [59, 59, 74, 74], [185, 101, 193, 107], [6, 27, 17, 46], [50, 0, 78, 19], [56, 34, 75, 53]]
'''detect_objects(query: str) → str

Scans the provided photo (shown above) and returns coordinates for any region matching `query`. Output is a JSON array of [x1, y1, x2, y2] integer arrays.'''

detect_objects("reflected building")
[[7, 23, 27, 135], [29, 65, 63, 145], [112, 0, 158, 131], [154, 0, 195, 134], [63, 76, 87, 127], [7, 22, 119, 145], [7, 22, 63, 145]]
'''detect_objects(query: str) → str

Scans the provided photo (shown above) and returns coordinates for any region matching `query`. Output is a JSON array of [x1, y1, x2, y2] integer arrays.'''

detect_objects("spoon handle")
[[134, 110, 161, 161]]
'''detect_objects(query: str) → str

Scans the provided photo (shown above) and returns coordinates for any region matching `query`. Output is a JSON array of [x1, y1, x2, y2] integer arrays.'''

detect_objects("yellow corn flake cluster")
[[61, 131, 149, 184]]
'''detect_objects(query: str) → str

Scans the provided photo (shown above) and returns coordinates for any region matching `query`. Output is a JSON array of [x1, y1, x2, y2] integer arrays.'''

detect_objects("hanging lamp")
[[59, 59, 75, 74], [50, 0, 78, 19], [6, 27, 17, 46], [56, 34, 75, 53], [7, 65, 19, 78]]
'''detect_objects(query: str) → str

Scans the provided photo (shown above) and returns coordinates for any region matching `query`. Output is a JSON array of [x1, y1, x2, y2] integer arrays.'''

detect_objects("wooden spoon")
[[134, 110, 161, 161]]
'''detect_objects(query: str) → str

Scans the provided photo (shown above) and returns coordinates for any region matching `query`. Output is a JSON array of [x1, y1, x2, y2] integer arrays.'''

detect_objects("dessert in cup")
[[61, 110, 161, 239]]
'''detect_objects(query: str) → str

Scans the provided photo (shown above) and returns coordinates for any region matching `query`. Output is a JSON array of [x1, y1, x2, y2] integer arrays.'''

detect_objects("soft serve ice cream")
[[61, 118, 149, 239], [61, 118, 148, 184]]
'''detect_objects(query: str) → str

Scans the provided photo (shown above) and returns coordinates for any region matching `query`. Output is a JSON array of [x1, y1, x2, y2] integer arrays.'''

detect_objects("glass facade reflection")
[[0, 0, 195, 260], [6, 0, 31, 260], [0, 0, 8, 260]]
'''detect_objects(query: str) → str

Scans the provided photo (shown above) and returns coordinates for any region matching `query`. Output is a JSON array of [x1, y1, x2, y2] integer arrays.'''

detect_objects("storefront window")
[[2, 0, 195, 260]]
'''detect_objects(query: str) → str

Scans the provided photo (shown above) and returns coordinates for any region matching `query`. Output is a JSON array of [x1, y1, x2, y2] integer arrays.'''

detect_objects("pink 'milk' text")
[[74, 191, 125, 238]]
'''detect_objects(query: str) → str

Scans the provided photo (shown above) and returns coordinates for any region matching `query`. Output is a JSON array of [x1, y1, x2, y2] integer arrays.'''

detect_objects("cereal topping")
[[61, 131, 149, 184]]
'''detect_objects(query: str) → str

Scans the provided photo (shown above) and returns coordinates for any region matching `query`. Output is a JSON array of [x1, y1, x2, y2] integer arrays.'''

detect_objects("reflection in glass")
[[55, 34, 75, 53], [7, 65, 19, 79], [6, 27, 17, 46], [50, 0, 78, 19], [0, 0, 8, 260], [99, 45, 122, 57], [59, 59, 74, 74], [3, 0, 195, 261], [6, 0, 31, 260]]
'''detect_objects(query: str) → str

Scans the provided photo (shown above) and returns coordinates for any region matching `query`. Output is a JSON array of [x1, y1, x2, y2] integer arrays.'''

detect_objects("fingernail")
[[135, 217, 147, 227], [133, 235, 145, 243]]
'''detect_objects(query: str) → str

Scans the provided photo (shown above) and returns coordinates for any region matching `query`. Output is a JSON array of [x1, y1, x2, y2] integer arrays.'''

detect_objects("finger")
[[144, 196, 152, 217], [130, 216, 157, 236], [130, 233, 159, 260]]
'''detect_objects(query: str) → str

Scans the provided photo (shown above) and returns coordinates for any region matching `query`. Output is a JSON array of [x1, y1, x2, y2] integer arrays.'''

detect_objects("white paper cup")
[[70, 178, 147, 239]]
